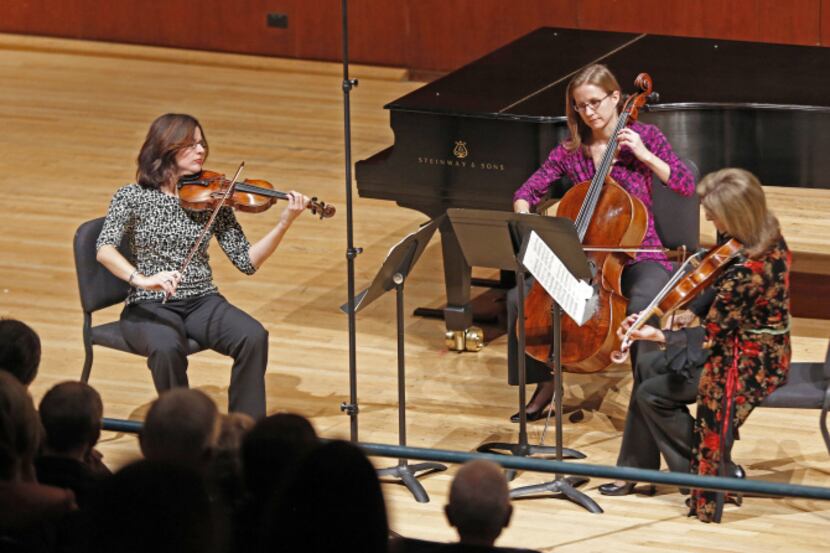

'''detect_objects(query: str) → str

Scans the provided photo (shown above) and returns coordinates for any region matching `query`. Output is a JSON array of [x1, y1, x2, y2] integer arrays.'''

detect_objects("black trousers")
[[120, 293, 268, 418], [507, 260, 670, 385], [616, 349, 701, 472]]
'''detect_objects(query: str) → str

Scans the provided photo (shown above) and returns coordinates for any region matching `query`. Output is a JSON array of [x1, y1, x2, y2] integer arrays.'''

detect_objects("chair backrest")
[[652, 158, 700, 251], [73, 217, 131, 313], [823, 340, 830, 380]]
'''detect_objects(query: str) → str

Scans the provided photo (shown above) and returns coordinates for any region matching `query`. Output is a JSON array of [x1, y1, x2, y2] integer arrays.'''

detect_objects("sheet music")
[[521, 231, 595, 326]]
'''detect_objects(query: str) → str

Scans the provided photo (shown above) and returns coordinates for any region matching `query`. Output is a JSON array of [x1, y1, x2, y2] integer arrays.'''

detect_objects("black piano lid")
[[389, 27, 830, 121], [386, 28, 641, 122]]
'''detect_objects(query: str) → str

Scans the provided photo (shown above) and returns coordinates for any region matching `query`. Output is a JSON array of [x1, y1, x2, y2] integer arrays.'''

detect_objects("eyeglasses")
[[572, 92, 612, 114], [184, 140, 207, 151]]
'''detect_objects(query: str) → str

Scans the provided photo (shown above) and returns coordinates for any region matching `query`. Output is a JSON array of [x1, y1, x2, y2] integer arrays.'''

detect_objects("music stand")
[[446, 208, 601, 513], [342, 217, 447, 502]]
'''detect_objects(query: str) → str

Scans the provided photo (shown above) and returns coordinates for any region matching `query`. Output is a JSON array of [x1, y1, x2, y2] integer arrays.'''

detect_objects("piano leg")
[[439, 217, 472, 330], [439, 218, 484, 351]]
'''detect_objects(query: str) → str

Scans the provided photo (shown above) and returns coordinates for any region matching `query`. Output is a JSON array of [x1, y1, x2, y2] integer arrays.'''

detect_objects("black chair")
[[73, 217, 205, 383], [651, 159, 700, 252], [759, 341, 830, 454]]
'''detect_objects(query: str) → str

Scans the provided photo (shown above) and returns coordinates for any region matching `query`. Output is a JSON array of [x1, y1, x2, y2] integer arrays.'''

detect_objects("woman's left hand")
[[279, 191, 310, 226], [617, 312, 666, 344], [616, 128, 650, 161]]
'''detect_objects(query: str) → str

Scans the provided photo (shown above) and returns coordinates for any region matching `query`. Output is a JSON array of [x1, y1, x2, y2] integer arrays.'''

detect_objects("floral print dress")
[[689, 236, 792, 522]]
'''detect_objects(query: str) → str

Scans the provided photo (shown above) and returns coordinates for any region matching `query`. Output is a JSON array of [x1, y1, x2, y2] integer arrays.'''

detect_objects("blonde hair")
[[697, 168, 781, 258], [564, 64, 622, 152]]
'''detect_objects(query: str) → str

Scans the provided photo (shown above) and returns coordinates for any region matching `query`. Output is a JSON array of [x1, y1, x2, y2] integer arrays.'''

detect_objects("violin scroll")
[[308, 197, 336, 219]]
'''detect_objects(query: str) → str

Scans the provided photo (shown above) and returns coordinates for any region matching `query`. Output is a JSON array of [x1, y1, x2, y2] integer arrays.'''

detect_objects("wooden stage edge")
[[1, 34, 830, 553]]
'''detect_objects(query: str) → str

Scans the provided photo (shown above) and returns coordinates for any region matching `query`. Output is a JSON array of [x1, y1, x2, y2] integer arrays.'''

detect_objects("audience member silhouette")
[[35, 381, 111, 509], [209, 412, 255, 508], [87, 460, 216, 553], [267, 440, 388, 553], [0, 372, 76, 553], [206, 412, 254, 553], [241, 413, 318, 503], [235, 413, 319, 553], [0, 319, 41, 386], [445, 460, 513, 548], [139, 388, 219, 472], [391, 460, 538, 553]]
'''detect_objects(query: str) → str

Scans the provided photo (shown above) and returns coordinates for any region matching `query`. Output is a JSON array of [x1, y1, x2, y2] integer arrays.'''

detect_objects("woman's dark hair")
[[0, 318, 41, 385], [88, 460, 216, 553], [0, 372, 41, 480], [136, 113, 208, 189], [267, 440, 388, 553], [38, 381, 104, 454], [241, 413, 318, 500]]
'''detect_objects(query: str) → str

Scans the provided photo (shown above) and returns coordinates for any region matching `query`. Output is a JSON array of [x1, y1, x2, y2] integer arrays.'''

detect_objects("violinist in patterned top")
[[96, 113, 309, 418], [604, 168, 790, 522], [507, 63, 695, 422]]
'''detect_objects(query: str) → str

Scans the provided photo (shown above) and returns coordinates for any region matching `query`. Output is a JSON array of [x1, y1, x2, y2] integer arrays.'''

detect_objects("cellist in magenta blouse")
[[506, 64, 695, 421]]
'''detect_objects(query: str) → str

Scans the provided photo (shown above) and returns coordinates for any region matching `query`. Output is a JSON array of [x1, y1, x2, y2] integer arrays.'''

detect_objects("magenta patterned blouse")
[[513, 121, 695, 270]]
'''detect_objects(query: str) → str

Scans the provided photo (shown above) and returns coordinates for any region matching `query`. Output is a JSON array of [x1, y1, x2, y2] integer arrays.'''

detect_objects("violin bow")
[[162, 161, 246, 304]]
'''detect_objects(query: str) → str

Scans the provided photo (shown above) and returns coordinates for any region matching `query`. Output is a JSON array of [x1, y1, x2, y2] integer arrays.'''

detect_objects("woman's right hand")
[[663, 309, 696, 331], [135, 270, 182, 296], [513, 199, 532, 214]]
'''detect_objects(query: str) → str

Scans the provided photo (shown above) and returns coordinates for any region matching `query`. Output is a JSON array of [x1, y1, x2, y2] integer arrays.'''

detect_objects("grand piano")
[[356, 27, 830, 346]]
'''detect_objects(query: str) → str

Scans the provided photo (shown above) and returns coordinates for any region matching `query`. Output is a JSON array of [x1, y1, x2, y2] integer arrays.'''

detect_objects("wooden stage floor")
[[1, 34, 829, 552]]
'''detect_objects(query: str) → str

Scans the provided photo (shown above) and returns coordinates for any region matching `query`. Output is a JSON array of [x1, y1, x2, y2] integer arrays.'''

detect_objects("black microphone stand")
[[339, 0, 361, 440]]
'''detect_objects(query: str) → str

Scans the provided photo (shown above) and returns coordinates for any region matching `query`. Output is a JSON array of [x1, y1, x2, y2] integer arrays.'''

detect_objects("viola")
[[178, 169, 336, 219], [523, 73, 654, 373], [610, 238, 743, 363]]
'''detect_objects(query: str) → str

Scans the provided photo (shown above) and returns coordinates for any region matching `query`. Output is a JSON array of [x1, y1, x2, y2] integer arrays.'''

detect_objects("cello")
[[523, 74, 655, 373]]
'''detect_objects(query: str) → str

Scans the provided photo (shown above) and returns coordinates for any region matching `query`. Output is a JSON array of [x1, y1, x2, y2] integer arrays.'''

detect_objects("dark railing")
[[102, 417, 830, 501]]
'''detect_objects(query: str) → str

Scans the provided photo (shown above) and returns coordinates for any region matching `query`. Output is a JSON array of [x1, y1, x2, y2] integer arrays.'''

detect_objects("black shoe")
[[727, 463, 745, 506], [729, 463, 746, 480], [509, 386, 553, 423], [599, 481, 635, 496], [599, 481, 656, 496]]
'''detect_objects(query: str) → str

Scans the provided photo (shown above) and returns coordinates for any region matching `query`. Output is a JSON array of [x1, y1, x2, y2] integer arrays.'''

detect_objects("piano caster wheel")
[[445, 327, 485, 352], [464, 326, 484, 352], [445, 330, 465, 351]]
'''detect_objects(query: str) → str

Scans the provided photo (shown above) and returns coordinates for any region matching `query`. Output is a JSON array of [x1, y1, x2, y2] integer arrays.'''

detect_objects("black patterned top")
[[689, 235, 791, 522], [96, 184, 256, 304]]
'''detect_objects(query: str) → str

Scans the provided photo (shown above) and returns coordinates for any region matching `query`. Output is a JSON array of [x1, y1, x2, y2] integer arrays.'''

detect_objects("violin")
[[178, 169, 336, 219], [523, 73, 653, 373], [162, 162, 333, 305], [610, 238, 743, 363]]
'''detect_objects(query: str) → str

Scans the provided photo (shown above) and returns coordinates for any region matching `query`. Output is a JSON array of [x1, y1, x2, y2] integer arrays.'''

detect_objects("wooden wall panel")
[[406, 0, 579, 72], [0, 0, 295, 55], [758, 0, 821, 45], [576, 0, 764, 42], [823, 0, 830, 45], [646, 0, 760, 42], [290, 0, 408, 66], [576, 0, 669, 35], [0, 1, 827, 73]]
